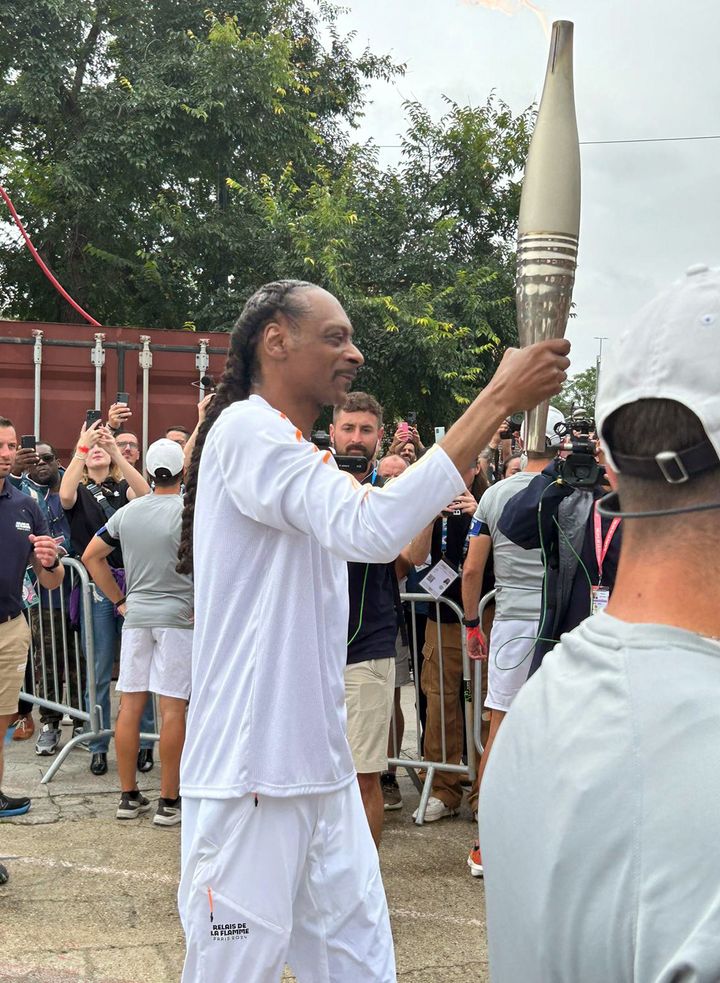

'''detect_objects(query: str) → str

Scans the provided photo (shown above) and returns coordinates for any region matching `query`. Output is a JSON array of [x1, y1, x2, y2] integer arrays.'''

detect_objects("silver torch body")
[[516, 20, 581, 454]]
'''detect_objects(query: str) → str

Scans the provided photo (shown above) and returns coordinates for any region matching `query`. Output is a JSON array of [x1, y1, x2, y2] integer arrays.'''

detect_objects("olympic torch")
[[516, 20, 581, 454]]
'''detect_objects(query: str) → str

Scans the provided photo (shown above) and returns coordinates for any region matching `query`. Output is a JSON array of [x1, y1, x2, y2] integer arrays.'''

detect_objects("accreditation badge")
[[591, 586, 610, 615], [419, 559, 459, 600]]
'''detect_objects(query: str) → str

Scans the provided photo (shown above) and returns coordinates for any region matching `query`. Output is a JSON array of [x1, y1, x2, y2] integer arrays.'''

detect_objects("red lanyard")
[[593, 503, 620, 586]]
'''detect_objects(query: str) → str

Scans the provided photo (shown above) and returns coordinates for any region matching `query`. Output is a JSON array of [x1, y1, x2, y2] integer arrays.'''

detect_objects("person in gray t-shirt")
[[83, 439, 193, 828], [482, 267, 720, 981], [461, 450, 552, 874]]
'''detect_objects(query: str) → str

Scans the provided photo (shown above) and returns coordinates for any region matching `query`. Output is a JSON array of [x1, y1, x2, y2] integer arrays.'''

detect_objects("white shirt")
[[180, 395, 464, 799], [481, 612, 720, 983]]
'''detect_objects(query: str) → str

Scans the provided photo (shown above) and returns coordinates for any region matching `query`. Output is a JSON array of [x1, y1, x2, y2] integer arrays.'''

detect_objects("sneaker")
[[12, 713, 34, 741], [153, 797, 182, 827], [381, 772, 402, 811], [467, 841, 484, 878], [0, 791, 31, 818], [137, 748, 154, 773], [0, 862, 8, 885], [35, 724, 61, 756], [116, 791, 152, 820], [412, 796, 459, 823]]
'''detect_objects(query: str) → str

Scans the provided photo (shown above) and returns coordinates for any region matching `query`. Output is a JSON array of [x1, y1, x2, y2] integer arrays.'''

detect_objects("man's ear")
[[260, 319, 290, 361], [329, 423, 336, 448]]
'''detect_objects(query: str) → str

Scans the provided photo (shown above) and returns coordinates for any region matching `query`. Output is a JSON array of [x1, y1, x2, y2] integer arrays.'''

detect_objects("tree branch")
[[66, 4, 108, 111]]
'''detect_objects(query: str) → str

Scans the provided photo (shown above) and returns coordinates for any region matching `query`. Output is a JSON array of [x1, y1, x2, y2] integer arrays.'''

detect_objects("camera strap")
[[86, 482, 120, 523], [593, 503, 620, 586]]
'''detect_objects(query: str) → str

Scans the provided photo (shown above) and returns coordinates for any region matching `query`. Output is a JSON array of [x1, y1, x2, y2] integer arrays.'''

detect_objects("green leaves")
[[0, 1, 531, 433]]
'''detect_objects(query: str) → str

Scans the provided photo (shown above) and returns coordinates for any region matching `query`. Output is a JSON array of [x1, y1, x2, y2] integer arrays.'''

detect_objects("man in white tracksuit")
[[175, 279, 570, 982]]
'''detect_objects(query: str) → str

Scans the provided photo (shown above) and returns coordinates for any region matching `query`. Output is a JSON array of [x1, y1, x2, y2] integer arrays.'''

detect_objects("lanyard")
[[441, 516, 448, 556], [593, 502, 620, 586]]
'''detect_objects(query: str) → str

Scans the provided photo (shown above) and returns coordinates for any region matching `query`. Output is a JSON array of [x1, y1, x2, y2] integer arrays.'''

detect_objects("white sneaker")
[[412, 796, 459, 823]]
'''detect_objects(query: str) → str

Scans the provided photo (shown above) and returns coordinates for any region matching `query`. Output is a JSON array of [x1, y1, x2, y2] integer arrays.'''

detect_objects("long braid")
[[176, 280, 315, 575]]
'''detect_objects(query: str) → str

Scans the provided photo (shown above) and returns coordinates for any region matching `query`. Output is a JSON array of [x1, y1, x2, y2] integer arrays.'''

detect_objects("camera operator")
[[405, 461, 485, 821], [330, 392, 404, 847], [482, 264, 720, 982], [498, 418, 621, 674]]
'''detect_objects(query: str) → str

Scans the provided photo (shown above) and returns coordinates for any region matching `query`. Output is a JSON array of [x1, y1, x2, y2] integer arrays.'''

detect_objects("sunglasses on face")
[[117, 441, 139, 450], [37, 453, 56, 463]]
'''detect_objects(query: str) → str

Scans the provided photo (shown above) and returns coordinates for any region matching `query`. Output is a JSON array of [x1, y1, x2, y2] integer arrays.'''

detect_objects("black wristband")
[[462, 616, 480, 628], [42, 556, 61, 572]]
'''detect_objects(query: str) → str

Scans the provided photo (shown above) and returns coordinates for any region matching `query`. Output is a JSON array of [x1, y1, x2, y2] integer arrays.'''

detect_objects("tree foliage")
[[555, 366, 598, 418], [1, 0, 534, 430]]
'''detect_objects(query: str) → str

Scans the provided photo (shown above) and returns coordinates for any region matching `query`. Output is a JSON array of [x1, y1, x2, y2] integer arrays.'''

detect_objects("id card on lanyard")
[[419, 516, 459, 600], [591, 503, 620, 614]]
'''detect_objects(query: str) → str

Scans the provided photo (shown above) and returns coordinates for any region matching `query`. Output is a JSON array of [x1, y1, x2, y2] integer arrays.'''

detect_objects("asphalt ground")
[[0, 686, 489, 982]]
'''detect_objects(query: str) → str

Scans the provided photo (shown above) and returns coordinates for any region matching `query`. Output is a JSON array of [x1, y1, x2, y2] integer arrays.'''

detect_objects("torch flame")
[[462, 0, 549, 38]]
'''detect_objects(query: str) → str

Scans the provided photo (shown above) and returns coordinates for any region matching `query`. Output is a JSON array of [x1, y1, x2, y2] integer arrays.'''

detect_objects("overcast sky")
[[334, 0, 720, 376]]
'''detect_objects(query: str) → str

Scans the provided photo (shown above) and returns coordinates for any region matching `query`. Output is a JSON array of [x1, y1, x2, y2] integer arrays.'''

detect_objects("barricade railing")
[[19, 557, 158, 784], [473, 590, 497, 759], [390, 593, 478, 825]]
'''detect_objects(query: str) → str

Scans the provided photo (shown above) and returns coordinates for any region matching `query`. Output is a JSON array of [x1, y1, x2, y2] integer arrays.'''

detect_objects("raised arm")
[[99, 430, 150, 500], [219, 339, 571, 565], [184, 392, 216, 473], [59, 420, 102, 509]]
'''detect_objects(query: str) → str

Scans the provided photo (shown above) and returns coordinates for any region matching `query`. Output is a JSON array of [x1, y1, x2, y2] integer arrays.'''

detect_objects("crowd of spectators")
[[0, 387, 615, 852]]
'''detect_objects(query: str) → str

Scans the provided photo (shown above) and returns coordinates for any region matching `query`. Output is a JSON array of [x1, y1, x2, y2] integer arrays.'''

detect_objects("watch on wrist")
[[462, 616, 480, 628], [42, 556, 61, 571]]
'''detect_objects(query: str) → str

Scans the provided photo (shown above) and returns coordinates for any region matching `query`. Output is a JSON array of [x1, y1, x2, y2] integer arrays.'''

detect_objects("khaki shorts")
[[0, 614, 31, 716], [344, 658, 395, 775]]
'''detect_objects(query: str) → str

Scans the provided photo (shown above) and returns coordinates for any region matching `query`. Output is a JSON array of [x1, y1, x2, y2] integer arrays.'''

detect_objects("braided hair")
[[176, 279, 316, 574]]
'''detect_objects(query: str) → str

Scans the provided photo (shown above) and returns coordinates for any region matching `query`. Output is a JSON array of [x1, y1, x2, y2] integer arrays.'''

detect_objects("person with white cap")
[[83, 438, 193, 827], [480, 264, 720, 982]]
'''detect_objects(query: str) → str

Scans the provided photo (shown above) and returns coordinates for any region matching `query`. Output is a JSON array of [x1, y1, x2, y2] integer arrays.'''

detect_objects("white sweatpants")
[[178, 781, 396, 982]]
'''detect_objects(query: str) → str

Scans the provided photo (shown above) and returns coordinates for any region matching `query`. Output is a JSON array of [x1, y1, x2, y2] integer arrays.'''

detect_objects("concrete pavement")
[[1, 693, 489, 982]]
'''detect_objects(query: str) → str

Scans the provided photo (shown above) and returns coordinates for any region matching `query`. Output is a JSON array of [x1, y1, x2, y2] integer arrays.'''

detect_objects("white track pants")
[[178, 781, 396, 982]]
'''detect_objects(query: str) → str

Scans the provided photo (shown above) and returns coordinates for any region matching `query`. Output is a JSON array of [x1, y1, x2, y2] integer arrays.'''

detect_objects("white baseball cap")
[[520, 405, 565, 449], [596, 264, 720, 483], [145, 438, 185, 480]]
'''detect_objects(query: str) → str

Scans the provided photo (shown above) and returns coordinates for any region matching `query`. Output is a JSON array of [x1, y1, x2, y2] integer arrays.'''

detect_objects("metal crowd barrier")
[[473, 589, 497, 762], [19, 557, 158, 784], [390, 593, 477, 825]]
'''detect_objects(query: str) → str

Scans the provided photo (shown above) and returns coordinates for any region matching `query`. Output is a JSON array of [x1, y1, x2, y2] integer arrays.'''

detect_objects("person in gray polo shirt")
[[83, 439, 193, 828]]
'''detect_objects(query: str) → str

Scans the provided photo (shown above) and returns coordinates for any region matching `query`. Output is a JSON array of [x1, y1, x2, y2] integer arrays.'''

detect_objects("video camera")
[[311, 430, 368, 475], [554, 412, 605, 489]]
